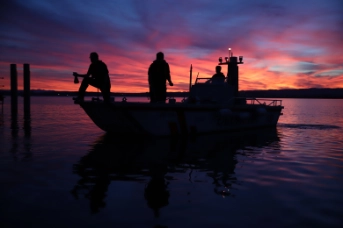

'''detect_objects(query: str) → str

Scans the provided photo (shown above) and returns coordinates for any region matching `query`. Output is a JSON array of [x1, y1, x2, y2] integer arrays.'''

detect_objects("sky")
[[0, 0, 343, 93]]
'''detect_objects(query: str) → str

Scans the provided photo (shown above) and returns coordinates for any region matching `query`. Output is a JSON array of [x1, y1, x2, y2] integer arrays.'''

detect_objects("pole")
[[0, 76, 4, 112], [10, 64, 18, 116], [23, 63, 30, 117], [228, 57, 239, 96], [189, 64, 192, 92]]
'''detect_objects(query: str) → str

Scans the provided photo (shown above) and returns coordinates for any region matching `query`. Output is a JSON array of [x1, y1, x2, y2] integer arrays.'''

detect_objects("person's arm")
[[102, 61, 109, 75], [166, 63, 173, 86], [73, 64, 92, 77], [73, 73, 89, 77], [148, 64, 152, 85]]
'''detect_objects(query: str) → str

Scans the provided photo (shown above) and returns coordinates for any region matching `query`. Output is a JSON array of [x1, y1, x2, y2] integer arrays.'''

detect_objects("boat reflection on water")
[[71, 128, 280, 215]]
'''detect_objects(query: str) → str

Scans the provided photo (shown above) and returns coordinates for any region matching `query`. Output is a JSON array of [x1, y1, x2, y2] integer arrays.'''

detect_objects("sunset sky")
[[0, 0, 342, 93]]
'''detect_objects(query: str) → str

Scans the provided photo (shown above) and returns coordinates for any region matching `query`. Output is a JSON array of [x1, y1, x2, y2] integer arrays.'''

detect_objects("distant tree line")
[[0, 88, 343, 98], [239, 88, 343, 99]]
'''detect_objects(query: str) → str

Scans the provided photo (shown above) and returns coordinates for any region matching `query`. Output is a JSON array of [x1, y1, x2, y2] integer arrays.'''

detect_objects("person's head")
[[156, 52, 164, 60], [215, 65, 222, 73], [90, 52, 99, 63]]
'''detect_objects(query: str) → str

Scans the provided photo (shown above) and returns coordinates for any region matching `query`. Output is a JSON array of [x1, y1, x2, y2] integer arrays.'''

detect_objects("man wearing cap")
[[73, 52, 111, 102]]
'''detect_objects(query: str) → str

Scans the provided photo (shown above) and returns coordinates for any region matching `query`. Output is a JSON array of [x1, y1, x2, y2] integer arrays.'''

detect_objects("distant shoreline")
[[0, 88, 343, 99]]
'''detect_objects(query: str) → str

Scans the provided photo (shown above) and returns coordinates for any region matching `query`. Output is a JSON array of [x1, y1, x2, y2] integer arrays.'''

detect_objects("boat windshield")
[[195, 77, 227, 84]]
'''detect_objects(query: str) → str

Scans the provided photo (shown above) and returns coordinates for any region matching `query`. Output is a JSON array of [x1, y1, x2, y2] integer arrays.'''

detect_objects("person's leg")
[[77, 78, 91, 100], [157, 85, 167, 103], [100, 86, 111, 103], [78, 78, 101, 100], [162, 85, 167, 103], [149, 85, 156, 103], [155, 86, 162, 103]]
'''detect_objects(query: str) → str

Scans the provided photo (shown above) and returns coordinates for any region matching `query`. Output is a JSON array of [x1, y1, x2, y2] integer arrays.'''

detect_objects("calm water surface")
[[0, 97, 342, 228]]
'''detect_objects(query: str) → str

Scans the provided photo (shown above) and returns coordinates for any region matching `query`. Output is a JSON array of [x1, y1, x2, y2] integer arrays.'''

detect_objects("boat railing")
[[245, 98, 282, 106], [195, 77, 212, 84], [195, 77, 228, 84]]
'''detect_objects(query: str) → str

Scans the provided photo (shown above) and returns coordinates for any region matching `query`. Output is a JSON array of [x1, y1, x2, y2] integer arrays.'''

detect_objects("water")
[[0, 97, 343, 228]]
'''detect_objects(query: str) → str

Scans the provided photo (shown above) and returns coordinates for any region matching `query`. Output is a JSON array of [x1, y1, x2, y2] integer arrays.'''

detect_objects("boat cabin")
[[188, 54, 244, 105], [189, 78, 235, 104]]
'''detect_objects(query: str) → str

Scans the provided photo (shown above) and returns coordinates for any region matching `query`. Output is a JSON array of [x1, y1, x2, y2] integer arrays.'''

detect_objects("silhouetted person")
[[211, 65, 225, 84], [71, 151, 111, 214], [144, 162, 170, 218], [88, 172, 111, 214], [148, 52, 173, 103], [73, 52, 111, 102]]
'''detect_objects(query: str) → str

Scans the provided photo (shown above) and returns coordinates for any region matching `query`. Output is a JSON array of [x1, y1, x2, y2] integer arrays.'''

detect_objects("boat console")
[[187, 49, 244, 105]]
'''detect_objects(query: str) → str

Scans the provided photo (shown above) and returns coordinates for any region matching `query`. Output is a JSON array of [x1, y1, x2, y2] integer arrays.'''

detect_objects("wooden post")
[[0, 76, 4, 112], [10, 64, 18, 115], [23, 63, 30, 117]]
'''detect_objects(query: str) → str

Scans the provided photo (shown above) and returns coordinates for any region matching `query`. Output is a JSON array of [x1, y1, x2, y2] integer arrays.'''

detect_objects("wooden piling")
[[10, 64, 18, 115], [0, 76, 4, 112], [23, 63, 30, 117]]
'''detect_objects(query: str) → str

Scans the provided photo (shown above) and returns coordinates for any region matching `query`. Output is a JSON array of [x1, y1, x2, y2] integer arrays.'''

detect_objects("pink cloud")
[[1, 0, 342, 93]]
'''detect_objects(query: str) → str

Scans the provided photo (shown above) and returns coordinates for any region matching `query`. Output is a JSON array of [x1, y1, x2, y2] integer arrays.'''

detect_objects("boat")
[[74, 50, 284, 136]]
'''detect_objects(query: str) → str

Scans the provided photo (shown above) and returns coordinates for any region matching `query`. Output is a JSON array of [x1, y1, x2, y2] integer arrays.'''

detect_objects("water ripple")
[[279, 123, 341, 130]]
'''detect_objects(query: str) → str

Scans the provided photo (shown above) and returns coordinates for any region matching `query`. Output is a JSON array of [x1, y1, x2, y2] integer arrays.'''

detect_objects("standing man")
[[73, 52, 111, 102], [148, 52, 173, 103]]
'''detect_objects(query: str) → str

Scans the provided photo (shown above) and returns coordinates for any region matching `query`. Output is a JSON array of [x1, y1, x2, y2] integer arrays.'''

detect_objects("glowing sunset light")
[[0, 0, 342, 93]]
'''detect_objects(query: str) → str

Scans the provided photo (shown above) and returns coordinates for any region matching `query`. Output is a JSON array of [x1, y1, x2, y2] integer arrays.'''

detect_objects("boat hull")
[[79, 101, 283, 136]]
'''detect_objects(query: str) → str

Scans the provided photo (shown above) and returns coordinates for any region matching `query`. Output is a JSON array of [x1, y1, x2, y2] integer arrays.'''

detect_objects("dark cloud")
[[0, 0, 342, 91]]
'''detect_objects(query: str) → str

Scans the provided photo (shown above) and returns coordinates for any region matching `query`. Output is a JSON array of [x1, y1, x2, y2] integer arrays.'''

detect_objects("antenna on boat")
[[189, 64, 192, 92], [218, 48, 244, 96]]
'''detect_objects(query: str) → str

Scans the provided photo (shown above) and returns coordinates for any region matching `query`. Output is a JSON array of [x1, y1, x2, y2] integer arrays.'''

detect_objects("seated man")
[[73, 52, 111, 102], [211, 65, 225, 84]]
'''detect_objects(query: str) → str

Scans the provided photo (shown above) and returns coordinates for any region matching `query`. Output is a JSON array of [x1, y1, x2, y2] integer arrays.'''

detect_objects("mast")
[[189, 64, 192, 92], [218, 48, 243, 97]]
